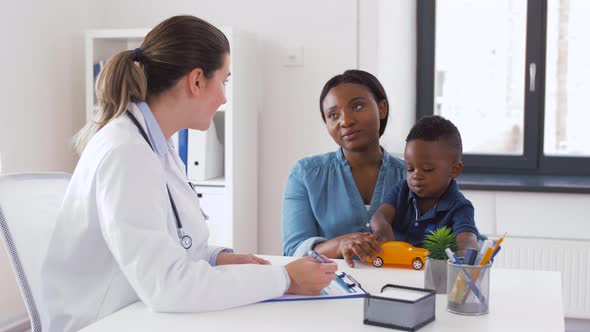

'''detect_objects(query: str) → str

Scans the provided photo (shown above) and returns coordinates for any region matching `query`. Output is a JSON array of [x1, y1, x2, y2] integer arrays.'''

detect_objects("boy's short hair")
[[406, 115, 463, 161]]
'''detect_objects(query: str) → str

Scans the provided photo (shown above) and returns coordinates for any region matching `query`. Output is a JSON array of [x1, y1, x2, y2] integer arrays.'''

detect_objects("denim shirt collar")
[[335, 146, 393, 166], [135, 101, 169, 160], [407, 179, 460, 213]]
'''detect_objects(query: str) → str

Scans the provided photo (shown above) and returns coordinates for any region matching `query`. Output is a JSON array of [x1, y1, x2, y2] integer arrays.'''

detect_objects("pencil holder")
[[446, 260, 491, 315]]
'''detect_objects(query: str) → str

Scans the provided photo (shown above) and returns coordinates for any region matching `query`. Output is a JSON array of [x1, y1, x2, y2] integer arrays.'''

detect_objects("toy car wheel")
[[412, 258, 424, 270], [372, 257, 384, 268]]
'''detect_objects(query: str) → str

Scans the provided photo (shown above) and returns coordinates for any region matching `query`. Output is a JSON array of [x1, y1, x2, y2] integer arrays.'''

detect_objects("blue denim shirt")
[[281, 148, 406, 256], [384, 179, 479, 247]]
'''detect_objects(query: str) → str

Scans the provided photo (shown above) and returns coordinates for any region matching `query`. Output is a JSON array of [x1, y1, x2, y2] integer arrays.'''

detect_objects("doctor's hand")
[[285, 256, 337, 295], [216, 253, 271, 265]]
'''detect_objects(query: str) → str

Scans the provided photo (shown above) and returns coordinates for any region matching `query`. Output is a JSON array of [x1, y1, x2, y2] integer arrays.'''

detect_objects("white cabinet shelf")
[[85, 28, 258, 253], [190, 177, 225, 187]]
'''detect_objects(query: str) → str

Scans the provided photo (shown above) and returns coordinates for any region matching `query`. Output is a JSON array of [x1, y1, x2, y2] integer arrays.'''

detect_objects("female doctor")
[[40, 15, 336, 332]]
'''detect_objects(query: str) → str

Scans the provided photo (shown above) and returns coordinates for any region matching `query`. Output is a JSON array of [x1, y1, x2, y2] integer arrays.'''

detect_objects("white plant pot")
[[424, 258, 448, 294]]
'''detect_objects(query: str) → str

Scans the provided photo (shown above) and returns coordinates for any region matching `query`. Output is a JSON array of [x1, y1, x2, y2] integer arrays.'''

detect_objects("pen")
[[309, 251, 365, 294], [464, 248, 479, 265], [309, 250, 329, 264], [445, 248, 486, 304], [490, 246, 502, 263]]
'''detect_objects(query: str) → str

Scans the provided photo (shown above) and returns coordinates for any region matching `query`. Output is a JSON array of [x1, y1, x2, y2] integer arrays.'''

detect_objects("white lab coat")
[[40, 104, 288, 332]]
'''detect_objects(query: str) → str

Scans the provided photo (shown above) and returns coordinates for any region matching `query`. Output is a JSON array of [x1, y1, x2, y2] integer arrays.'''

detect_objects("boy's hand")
[[370, 218, 394, 243], [338, 232, 382, 268], [372, 225, 394, 243], [370, 204, 397, 243]]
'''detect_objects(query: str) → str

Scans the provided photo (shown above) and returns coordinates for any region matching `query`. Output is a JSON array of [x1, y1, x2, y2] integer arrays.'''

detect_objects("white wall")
[[465, 190, 590, 238], [0, 0, 103, 327], [368, 0, 417, 157], [0, 1, 101, 174], [358, 0, 416, 158]]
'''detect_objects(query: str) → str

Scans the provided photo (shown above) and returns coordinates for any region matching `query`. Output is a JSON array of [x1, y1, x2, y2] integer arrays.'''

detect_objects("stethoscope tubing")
[[126, 111, 192, 250]]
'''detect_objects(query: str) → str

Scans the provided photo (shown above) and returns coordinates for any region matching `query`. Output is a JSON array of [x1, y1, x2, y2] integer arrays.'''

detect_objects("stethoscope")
[[127, 111, 193, 250]]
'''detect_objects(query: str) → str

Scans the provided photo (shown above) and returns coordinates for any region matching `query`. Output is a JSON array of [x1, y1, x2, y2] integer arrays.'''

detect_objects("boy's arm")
[[456, 232, 478, 257], [370, 203, 397, 243], [452, 200, 479, 257]]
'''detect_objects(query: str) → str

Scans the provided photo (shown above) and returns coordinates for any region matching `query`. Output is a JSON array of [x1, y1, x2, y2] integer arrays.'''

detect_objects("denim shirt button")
[[365, 222, 370, 228], [414, 222, 419, 227]]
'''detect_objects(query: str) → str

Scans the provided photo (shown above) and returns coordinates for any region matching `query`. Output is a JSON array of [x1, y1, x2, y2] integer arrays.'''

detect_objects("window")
[[417, 0, 590, 176]]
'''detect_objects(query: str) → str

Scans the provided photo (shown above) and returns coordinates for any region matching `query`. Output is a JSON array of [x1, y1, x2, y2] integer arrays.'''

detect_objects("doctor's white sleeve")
[[96, 144, 287, 312]]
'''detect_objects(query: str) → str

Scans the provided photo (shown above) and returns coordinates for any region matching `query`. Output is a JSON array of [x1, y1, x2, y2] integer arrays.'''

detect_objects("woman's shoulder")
[[294, 150, 342, 170], [382, 149, 406, 170], [291, 149, 405, 173]]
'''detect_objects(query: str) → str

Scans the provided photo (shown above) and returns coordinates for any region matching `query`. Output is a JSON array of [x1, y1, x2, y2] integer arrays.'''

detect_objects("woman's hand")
[[285, 256, 337, 295], [338, 232, 382, 268], [216, 252, 271, 265]]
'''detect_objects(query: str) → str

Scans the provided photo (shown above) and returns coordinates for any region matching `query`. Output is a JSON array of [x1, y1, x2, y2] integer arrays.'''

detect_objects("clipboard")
[[265, 272, 368, 302]]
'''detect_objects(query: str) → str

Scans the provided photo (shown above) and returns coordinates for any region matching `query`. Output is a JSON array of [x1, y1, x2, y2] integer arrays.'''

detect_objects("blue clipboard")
[[264, 272, 367, 302]]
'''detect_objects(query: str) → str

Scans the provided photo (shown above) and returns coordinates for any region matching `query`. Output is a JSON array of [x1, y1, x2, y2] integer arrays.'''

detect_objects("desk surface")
[[80, 255, 564, 332]]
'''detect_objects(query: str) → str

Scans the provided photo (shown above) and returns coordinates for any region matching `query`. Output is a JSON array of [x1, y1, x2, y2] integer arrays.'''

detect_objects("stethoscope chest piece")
[[181, 234, 192, 249]]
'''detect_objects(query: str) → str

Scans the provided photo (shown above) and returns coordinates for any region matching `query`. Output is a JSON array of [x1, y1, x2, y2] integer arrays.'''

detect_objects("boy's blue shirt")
[[384, 179, 479, 247]]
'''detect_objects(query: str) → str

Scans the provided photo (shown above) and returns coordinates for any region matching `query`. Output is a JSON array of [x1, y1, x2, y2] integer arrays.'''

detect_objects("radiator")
[[486, 235, 590, 319]]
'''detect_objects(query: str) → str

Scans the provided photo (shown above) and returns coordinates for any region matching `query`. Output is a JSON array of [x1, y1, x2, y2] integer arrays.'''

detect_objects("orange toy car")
[[368, 241, 429, 270]]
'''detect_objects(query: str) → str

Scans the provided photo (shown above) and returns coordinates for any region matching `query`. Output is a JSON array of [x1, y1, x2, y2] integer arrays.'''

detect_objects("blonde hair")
[[73, 52, 146, 154], [73, 15, 230, 154]]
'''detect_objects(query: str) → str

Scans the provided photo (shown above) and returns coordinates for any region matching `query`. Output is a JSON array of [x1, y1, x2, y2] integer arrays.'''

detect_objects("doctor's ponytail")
[[73, 15, 230, 154], [73, 51, 147, 154]]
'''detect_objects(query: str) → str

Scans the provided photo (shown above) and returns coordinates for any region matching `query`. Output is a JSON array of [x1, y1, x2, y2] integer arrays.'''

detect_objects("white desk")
[[80, 255, 564, 332]]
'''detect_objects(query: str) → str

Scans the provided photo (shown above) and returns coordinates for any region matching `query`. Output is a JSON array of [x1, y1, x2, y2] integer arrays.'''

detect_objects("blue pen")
[[309, 250, 329, 263], [445, 248, 487, 304], [490, 246, 502, 263], [464, 248, 478, 265]]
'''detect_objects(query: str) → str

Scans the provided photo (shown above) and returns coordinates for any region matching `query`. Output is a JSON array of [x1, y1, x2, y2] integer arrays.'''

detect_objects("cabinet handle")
[[529, 62, 536, 92], [194, 161, 199, 166], [197, 193, 203, 198]]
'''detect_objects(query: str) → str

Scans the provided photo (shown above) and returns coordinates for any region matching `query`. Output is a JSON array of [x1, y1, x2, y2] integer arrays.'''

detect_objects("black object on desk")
[[363, 284, 435, 331]]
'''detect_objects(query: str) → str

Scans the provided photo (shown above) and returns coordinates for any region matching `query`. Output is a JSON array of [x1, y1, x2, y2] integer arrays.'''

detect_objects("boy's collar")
[[407, 179, 460, 212]]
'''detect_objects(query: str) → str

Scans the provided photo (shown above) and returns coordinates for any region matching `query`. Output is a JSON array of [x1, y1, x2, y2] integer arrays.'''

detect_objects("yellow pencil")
[[478, 246, 495, 266], [490, 233, 506, 257]]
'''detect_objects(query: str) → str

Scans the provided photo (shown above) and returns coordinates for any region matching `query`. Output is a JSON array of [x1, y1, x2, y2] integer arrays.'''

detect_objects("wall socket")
[[284, 46, 304, 67]]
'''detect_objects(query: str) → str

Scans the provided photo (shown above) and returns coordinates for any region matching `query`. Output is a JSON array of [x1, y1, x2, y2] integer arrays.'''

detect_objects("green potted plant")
[[422, 226, 457, 294]]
